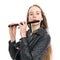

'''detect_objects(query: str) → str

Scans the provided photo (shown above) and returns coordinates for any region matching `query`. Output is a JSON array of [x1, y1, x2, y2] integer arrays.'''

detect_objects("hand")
[[9, 23, 17, 42], [18, 21, 27, 38]]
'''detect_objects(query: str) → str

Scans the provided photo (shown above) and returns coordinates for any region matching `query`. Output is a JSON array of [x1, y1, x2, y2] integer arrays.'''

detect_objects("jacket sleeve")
[[8, 41, 18, 59], [19, 33, 51, 60]]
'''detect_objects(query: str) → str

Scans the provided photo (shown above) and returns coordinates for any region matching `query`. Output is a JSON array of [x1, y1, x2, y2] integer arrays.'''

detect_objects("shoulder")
[[34, 28, 51, 43], [32, 28, 49, 36]]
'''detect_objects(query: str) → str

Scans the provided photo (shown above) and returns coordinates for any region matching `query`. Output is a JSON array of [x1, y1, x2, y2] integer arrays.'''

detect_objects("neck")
[[31, 24, 40, 33]]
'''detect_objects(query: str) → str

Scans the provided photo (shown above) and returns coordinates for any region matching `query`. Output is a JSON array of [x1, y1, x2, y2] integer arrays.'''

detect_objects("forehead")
[[29, 6, 41, 13]]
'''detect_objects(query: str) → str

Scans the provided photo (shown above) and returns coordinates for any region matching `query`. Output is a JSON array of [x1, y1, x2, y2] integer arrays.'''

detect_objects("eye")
[[36, 12, 40, 15], [30, 13, 33, 15]]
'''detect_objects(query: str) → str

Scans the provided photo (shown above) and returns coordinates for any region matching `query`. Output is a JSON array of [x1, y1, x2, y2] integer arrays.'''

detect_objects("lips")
[[28, 20, 40, 24]]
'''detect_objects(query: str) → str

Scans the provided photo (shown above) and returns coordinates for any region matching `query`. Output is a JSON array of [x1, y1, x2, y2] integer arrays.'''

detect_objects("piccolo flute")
[[8, 20, 40, 27]]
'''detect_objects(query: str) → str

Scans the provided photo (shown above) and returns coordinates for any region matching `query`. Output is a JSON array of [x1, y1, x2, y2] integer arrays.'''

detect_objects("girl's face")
[[28, 6, 43, 22]]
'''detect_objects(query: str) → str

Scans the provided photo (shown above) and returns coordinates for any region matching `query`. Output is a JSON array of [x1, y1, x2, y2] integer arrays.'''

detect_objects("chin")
[[32, 23, 39, 26]]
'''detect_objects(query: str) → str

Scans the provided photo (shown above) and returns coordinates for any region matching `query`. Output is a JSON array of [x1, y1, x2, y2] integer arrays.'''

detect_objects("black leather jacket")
[[8, 28, 51, 60]]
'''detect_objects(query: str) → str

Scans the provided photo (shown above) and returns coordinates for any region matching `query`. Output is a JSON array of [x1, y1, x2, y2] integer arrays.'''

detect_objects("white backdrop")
[[0, 0, 60, 60]]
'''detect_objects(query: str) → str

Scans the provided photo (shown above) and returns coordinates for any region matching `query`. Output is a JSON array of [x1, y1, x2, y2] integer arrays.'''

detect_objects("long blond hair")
[[27, 4, 52, 60]]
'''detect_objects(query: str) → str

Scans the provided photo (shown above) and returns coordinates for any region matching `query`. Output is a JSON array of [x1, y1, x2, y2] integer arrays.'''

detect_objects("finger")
[[13, 26, 17, 28], [24, 21, 26, 24], [20, 22, 23, 25], [24, 21, 27, 26], [19, 24, 22, 27], [13, 27, 16, 35], [9, 23, 14, 29], [24, 21, 27, 24], [13, 26, 17, 31], [18, 26, 20, 29], [9, 27, 13, 36], [18, 22, 23, 29], [9, 26, 13, 31]]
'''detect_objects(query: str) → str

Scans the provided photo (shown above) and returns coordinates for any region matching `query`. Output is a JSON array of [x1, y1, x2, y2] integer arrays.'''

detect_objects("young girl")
[[8, 4, 52, 60]]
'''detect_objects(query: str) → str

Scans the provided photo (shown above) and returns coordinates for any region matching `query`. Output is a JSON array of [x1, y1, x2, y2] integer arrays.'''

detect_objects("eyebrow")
[[29, 12, 33, 14], [29, 11, 41, 13], [36, 11, 41, 12]]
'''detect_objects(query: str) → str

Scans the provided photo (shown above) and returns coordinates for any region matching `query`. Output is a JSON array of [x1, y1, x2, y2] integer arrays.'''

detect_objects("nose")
[[33, 14, 36, 18]]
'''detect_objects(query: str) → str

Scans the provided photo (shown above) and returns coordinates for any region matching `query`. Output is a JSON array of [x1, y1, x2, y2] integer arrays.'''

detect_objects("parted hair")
[[27, 4, 52, 60]]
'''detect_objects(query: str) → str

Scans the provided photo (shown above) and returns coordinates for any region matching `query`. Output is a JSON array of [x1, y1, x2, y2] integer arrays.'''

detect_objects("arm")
[[19, 33, 51, 60], [8, 24, 17, 59], [8, 40, 17, 59]]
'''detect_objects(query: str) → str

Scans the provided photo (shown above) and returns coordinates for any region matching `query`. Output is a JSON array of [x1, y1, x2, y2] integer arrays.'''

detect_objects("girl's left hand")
[[18, 21, 27, 38]]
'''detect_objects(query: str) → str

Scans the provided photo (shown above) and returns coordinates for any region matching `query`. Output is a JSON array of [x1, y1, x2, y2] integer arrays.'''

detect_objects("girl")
[[8, 4, 52, 60]]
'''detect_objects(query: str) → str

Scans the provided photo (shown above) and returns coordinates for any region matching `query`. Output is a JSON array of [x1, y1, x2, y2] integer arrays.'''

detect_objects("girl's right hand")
[[9, 24, 17, 42]]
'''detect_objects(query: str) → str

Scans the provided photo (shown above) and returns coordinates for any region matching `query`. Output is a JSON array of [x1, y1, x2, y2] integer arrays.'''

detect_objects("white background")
[[0, 0, 60, 60]]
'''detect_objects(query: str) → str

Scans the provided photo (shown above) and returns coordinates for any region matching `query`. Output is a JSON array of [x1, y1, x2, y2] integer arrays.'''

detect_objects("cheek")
[[38, 15, 43, 20], [28, 16, 33, 21]]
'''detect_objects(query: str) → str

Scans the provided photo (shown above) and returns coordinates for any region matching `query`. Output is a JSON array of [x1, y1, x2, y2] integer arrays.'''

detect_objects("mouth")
[[28, 20, 40, 24], [31, 22, 40, 26]]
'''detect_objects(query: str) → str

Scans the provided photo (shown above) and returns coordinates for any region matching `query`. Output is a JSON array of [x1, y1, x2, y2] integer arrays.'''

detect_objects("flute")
[[8, 20, 40, 27]]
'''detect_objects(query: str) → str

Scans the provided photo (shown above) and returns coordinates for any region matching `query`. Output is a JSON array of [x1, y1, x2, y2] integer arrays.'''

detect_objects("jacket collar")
[[27, 27, 47, 36]]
